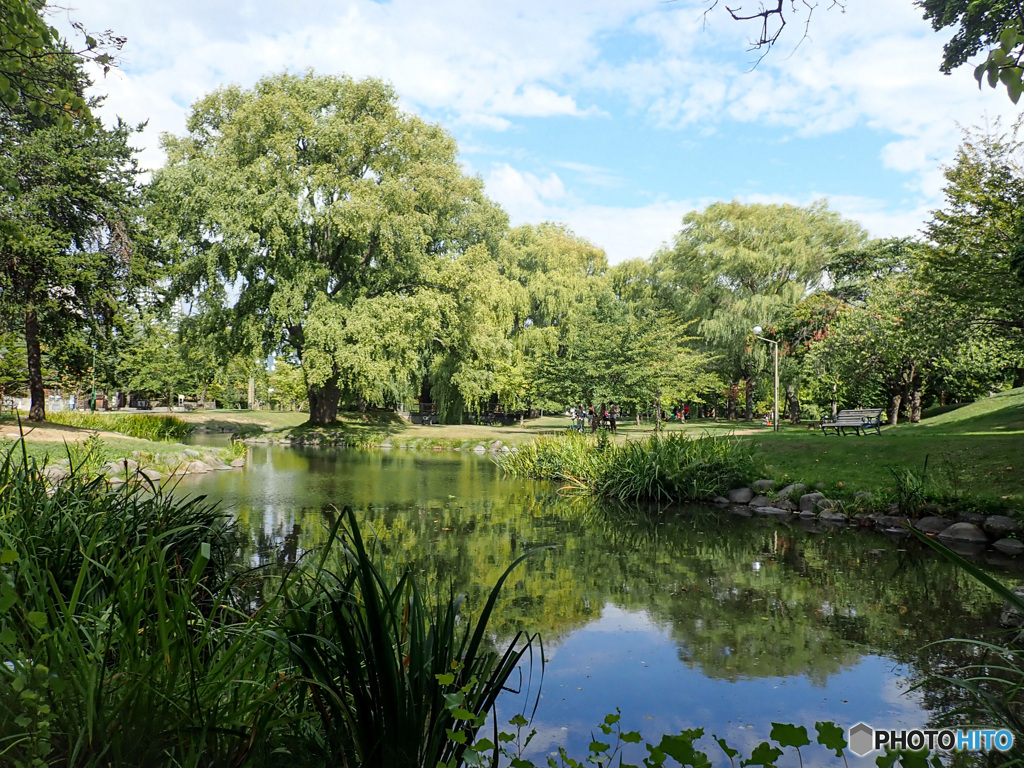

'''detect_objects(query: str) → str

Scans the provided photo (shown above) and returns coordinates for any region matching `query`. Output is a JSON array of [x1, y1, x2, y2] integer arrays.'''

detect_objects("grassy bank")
[[746, 388, 1024, 506]]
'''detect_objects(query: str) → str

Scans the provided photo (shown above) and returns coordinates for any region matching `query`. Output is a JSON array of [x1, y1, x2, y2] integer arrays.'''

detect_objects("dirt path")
[[0, 421, 127, 443]]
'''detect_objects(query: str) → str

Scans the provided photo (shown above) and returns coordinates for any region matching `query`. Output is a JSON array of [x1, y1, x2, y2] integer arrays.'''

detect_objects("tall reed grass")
[[498, 432, 757, 504], [0, 443, 540, 768], [275, 508, 542, 767], [46, 411, 194, 441]]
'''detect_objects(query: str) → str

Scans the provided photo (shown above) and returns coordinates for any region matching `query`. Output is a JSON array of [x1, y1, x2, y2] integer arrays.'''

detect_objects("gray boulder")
[[230, 458, 246, 468], [186, 460, 212, 474], [956, 512, 986, 526], [711, 496, 730, 507], [915, 517, 951, 534], [994, 538, 1024, 556], [819, 510, 848, 523], [42, 465, 69, 482], [985, 515, 1023, 538], [799, 492, 824, 513], [815, 497, 839, 513], [773, 499, 796, 511], [1000, 585, 1024, 627], [183, 448, 201, 458], [777, 483, 806, 498], [762, 507, 791, 517], [875, 515, 909, 530], [728, 487, 754, 504], [937, 522, 988, 544], [141, 468, 163, 481], [752, 479, 775, 492], [799, 508, 818, 519], [748, 495, 771, 508]]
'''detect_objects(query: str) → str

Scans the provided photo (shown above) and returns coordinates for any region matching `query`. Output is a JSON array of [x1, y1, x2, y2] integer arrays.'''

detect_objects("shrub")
[[46, 411, 193, 441]]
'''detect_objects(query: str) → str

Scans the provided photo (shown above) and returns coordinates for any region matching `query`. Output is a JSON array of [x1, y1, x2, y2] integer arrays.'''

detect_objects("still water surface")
[[176, 445, 1013, 761]]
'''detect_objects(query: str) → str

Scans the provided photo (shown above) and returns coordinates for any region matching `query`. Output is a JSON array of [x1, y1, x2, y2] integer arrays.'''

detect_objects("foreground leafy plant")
[[274, 507, 544, 767]]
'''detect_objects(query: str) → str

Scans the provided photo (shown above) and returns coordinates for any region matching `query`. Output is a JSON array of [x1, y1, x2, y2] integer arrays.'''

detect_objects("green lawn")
[[740, 389, 1024, 505], [5, 392, 1021, 506]]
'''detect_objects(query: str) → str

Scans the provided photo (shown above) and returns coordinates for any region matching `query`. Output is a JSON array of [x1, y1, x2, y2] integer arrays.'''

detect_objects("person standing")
[[609, 402, 619, 433], [589, 405, 599, 433]]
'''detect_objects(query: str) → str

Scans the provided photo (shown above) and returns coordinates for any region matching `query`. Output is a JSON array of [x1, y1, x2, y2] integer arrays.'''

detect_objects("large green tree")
[[654, 200, 867, 420], [923, 120, 1024, 386], [0, 60, 144, 421], [150, 72, 506, 424]]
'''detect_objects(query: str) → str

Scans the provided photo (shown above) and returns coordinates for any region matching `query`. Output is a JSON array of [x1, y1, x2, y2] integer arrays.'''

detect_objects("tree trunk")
[[726, 382, 737, 420], [1014, 367, 1024, 388], [308, 378, 341, 425], [744, 377, 755, 422], [888, 390, 901, 426], [910, 372, 923, 424], [711, 391, 719, 420], [831, 382, 838, 420], [248, 374, 256, 410], [786, 383, 800, 424], [25, 308, 45, 422]]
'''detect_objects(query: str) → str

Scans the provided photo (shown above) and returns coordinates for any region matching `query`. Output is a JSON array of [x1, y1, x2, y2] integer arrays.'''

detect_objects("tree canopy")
[[150, 71, 506, 424]]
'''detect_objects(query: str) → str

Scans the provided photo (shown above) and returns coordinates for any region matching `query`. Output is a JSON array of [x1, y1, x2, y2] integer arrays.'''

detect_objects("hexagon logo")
[[848, 722, 874, 757]]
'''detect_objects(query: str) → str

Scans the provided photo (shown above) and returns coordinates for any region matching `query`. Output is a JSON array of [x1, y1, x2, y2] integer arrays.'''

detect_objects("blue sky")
[[59, 0, 1019, 263]]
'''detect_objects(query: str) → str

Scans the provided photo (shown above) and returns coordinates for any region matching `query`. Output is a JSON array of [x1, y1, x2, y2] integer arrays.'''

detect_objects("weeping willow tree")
[[653, 200, 867, 420], [148, 71, 507, 424]]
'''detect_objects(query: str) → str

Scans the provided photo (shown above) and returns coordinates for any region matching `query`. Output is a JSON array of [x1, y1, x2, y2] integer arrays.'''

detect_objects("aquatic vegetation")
[[498, 432, 757, 503], [46, 411, 194, 441]]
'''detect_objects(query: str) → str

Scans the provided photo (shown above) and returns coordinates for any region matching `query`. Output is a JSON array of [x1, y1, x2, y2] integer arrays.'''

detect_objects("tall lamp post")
[[752, 326, 779, 433]]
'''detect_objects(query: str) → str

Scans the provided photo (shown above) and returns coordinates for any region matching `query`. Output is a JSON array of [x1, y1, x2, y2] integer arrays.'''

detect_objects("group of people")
[[568, 402, 619, 434]]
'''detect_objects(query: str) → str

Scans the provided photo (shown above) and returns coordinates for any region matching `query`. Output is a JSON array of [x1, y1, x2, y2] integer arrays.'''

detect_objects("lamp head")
[[753, 325, 763, 336]]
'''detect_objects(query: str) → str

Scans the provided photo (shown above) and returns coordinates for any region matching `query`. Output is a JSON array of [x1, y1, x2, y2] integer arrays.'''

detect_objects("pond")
[[175, 445, 1016, 762]]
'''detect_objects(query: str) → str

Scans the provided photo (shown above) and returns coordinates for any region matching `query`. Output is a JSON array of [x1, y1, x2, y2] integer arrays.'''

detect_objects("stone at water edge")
[[994, 538, 1024, 556], [763, 507, 791, 517], [937, 522, 988, 544], [748, 495, 771, 508], [777, 483, 806, 498], [999, 585, 1024, 627], [984, 515, 1023, 538], [186, 460, 212, 474], [183, 448, 201, 458], [141, 468, 162, 481], [727, 487, 754, 504], [772, 499, 796, 511], [799, 492, 824, 512], [875, 515, 909, 530], [711, 496, 729, 507], [914, 517, 951, 534], [818, 510, 848, 523], [230, 458, 246, 468], [814, 497, 839, 513], [752, 479, 775, 492]]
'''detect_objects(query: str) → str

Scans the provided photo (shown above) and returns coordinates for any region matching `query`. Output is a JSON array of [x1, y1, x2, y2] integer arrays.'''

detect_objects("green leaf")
[[770, 722, 810, 749], [875, 750, 899, 768], [815, 721, 847, 756], [589, 740, 610, 753], [714, 735, 739, 758], [0, 550, 16, 564], [741, 742, 784, 767], [621, 730, 643, 744], [0, 627, 15, 644], [26, 611, 47, 629], [436, 672, 455, 685], [656, 734, 712, 768]]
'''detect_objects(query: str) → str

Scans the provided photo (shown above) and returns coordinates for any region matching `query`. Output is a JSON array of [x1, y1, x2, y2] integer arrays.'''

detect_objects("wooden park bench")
[[820, 408, 885, 436]]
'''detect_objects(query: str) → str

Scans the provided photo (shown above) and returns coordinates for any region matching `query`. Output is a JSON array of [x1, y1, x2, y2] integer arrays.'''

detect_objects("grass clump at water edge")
[[498, 431, 757, 503], [45, 411, 194, 441]]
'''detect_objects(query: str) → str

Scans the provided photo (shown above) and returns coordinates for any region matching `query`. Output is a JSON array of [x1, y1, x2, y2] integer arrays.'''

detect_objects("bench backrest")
[[835, 408, 883, 422]]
